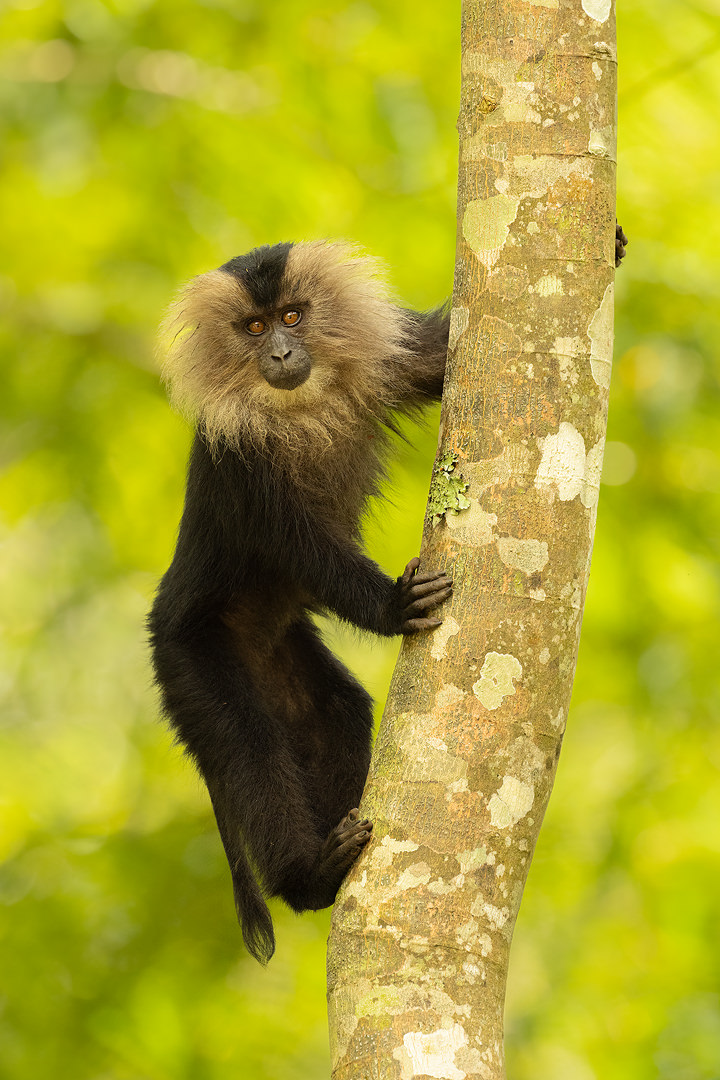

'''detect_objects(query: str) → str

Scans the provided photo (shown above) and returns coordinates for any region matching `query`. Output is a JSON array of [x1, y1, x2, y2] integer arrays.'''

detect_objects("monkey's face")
[[161, 241, 410, 450], [238, 308, 312, 392]]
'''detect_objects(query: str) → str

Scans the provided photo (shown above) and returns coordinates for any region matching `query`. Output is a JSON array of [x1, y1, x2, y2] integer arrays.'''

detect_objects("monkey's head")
[[160, 241, 410, 454]]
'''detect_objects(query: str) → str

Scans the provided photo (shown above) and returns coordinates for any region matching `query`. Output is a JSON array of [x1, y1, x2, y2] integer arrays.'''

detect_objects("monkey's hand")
[[384, 557, 453, 635], [615, 222, 628, 267]]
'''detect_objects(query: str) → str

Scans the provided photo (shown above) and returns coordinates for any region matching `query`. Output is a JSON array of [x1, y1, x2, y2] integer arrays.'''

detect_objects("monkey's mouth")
[[260, 361, 312, 391]]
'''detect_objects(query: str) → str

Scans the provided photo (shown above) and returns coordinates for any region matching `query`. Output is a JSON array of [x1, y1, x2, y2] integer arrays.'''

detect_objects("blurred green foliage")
[[1, 0, 719, 1077]]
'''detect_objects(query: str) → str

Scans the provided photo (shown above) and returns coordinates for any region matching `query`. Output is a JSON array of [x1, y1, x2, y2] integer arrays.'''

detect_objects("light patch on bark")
[[502, 736, 547, 786], [396, 862, 433, 892], [588, 125, 615, 159], [402, 721, 469, 784], [456, 918, 494, 957], [535, 422, 583, 501], [436, 683, 468, 709], [527, 0, 558, 6], [368, 834, 419, 870], [592, 60, 602, 80], [582, 0, 611, 22], [539, 647, 550, 664], [456, 1046, 494, 1078], [446, 498, 497, 545], [471, 895, 511, 929], [561, 345, 582, 384], [355, 981, 402, 1017], [446, 778, 469, 797], [560, 581, 583, 609], [535, 425, 605, 511], [472, 652, 523, 710], [532, 273, 563, 297], [463, 50, 533, 85], [512, 153, 590, 196], [488, 775, 535, 829], [496, 536, 549, 574], [431, 616, 460, 660], [588, 282, 614, 388], [427, 878, 456, 895], [582, 439, 605, 512], [331, 1008, 359, 1069], [553, 335, 582, 359], [458, 846, 488, 873], [463, 134, 508, 162], [449, 306, 470, 351], [499, 82, 541, 124], [554, 336, 583, 386], [462, 195, 519, 269], [393, 1023, 469, 1080], [357, 981, 468, 1023], [593, 39, 616, 60]]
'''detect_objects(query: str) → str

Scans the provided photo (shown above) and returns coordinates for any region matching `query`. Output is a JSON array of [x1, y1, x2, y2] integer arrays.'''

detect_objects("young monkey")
[[149, 241, 453, 963], [149, 227, 628, 963]]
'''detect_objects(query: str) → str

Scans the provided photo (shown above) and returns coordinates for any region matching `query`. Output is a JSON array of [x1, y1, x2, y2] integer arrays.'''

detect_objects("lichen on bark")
[[327, 2, 617, 1077]]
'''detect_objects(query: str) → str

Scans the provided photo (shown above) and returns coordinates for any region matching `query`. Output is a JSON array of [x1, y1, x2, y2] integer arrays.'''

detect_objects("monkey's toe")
[[319, 811, 373, 875]]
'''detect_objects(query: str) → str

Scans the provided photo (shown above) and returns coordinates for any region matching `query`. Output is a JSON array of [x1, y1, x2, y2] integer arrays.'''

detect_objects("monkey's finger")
[[401, 557, 421, 585], [334, 831, 373, 858], [403, 616, 443, 633], [342, 818, 373, 836], [406, 576, 452, 599], [407, 569, 450, 586], [404, 587, 453, 618]]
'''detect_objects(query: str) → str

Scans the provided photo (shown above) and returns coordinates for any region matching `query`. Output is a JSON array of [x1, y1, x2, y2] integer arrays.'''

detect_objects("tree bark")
[[327, 2, 617, 1077]]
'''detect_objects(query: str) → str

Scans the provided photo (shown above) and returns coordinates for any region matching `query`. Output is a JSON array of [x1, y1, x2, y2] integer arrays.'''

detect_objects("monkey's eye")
[[246, 318, 266, 336], [281, 309, 302, 327]]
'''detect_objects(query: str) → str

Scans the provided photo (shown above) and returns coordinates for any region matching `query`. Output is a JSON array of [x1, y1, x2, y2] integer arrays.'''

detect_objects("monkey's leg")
[[266, 618, 376, 912], [152, 617, 343, 946]]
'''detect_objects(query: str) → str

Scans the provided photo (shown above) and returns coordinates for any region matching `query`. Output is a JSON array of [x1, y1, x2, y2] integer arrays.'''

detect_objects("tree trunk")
[[327, 2, 617, 1077]]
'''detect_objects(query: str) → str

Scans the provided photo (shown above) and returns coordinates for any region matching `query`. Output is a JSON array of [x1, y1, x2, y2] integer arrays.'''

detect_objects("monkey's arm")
[[286, 520, 451, 636], [178, 438, 452, 637], [394, 306, 450, 406], [258, 474, 452, 635]]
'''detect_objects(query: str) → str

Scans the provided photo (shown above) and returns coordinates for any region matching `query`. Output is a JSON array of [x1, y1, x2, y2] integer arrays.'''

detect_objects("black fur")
[[149, 246, 451, 962], [221, 242, 294, 309]]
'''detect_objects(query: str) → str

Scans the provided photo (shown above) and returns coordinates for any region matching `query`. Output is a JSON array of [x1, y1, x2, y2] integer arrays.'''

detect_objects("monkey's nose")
[[271, 348, 292, 363]]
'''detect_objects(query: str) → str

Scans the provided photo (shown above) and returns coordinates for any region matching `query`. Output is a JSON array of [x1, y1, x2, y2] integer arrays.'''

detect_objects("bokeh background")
[[1, 0, 719, 1077]]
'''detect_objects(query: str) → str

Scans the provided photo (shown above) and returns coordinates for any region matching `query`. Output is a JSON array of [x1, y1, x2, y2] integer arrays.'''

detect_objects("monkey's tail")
[[231, 849, 276, 965]]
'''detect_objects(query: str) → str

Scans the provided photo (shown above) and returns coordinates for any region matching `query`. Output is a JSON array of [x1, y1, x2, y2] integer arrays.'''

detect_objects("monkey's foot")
[[275, 810, 372, 914], [396, 557, 453, 634], [616, 222, 628, 267], [318, 808, 373, 879]]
